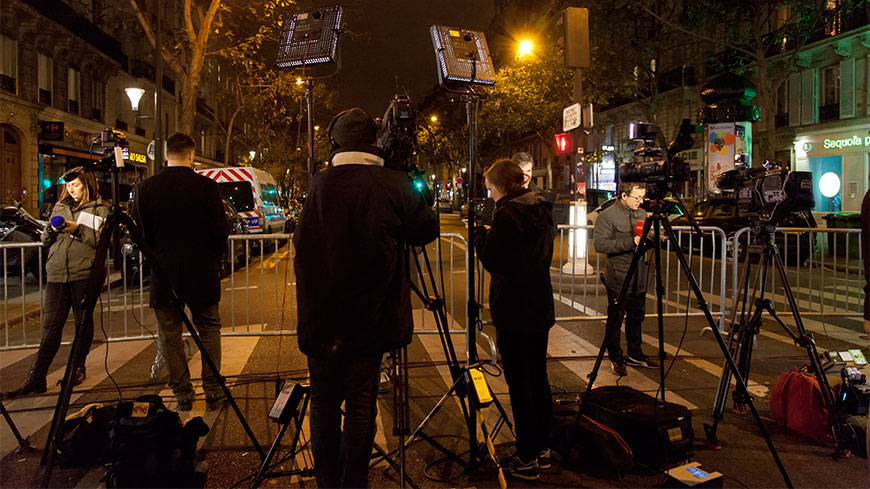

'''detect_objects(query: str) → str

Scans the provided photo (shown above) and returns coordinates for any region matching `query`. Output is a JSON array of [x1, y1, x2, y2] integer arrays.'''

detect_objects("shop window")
[[68, 66, 81, 114], [0, 35, 17, 94], [38, 52, 52, 105]]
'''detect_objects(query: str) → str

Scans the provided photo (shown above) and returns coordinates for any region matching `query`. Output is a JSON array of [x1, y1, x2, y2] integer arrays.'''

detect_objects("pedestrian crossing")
[[1, 303, 866, 487]]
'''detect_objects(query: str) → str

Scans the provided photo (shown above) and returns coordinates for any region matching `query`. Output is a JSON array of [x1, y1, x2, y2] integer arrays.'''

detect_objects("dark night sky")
[[322, 0, 495, 119]]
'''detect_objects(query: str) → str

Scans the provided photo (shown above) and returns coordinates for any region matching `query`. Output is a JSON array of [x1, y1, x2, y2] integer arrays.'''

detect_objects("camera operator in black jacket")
[[293, 108, 439, 488], [475, 158, 555, 481]]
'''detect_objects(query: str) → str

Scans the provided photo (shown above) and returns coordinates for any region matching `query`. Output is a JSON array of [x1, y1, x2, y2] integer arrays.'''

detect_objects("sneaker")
[[626, 354, 659, 369], [503, 454, 539, 481], [72, 366, 86, 386], [537, 448, 551, 469], [610, 358, 627, 377], [378, 369, 392, 395]]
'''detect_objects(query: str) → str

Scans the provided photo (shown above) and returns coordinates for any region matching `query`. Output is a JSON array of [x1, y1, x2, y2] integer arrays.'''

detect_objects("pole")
[[305, 80, 315, 176], [154, 2, 163, 175]]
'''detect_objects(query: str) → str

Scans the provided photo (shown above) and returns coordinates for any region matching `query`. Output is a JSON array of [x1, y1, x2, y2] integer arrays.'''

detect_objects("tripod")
[[37, 160, 265, 487], [251, 383, 313, 488], [704, 224, 859, 455], [581, 196, 794, 488], [0, 394, 31, 452], [397, 241, 513, 471]]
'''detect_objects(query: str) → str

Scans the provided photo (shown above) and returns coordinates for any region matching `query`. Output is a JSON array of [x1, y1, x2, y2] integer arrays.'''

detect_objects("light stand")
[[275, 6, 343, 176]]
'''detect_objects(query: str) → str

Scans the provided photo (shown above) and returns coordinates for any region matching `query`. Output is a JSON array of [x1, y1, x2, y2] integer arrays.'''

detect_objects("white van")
[[196, 167, 286, 234]]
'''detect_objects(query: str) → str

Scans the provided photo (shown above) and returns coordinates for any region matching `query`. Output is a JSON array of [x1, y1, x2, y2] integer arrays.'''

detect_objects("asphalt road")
[[0, 213, 868, 488]]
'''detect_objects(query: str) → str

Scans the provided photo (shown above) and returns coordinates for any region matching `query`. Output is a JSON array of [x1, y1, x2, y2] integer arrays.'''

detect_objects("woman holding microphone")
[[4, 168, 109, 398], [474, 158, 555, 481]]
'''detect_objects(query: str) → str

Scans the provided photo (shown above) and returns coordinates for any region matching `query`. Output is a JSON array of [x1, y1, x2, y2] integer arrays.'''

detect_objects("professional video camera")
[[378, 94, 417, 172], [618, 120, 694, 199], [377, 94, 433, 204], [716, 161, 813, 224], [83, 128, 129, 170]]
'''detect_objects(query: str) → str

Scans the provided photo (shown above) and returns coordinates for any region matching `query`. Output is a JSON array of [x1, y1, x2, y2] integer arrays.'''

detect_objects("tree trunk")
[[223, 106, 244, 166]]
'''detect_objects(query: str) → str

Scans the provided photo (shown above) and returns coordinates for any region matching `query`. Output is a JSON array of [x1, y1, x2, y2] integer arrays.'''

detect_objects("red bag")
[[769, 367, 835, 446]]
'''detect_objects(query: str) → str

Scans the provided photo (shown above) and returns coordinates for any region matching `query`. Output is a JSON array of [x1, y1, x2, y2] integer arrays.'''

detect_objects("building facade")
[[0, 0, 231, 215]]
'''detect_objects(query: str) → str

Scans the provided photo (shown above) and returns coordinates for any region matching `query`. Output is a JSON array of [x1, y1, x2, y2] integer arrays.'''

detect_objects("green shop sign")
[[823, 135, 870, 149]]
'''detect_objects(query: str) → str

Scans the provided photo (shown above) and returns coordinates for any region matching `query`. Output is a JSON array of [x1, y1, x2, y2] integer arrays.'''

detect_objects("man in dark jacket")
[[293, 108, 439, 488], [134, 132, 229, 411], [593, 181, 657, 376], [863, 183, 870, 341]]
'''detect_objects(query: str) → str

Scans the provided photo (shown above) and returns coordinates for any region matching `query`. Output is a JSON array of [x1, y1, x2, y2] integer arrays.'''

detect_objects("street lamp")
[[124, 87, 145, 123], [517, 38, 534, 58], [430, 115, 438, 123]]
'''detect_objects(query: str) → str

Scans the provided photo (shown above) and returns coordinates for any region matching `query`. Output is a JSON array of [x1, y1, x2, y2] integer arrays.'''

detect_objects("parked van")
[[196, 167, 286, 234]]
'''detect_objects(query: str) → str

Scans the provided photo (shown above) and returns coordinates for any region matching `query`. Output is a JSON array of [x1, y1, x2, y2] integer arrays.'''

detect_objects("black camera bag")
[[583, 386, 694, 468], [105, 395, 209, 488], [550, 405, 633, 477]]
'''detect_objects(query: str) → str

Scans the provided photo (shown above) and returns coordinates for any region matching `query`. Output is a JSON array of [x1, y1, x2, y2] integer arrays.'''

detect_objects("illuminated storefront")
[[794, 123, 870, 213]]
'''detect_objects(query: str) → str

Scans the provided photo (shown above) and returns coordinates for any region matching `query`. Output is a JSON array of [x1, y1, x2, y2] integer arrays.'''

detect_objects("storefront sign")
[[39, 121, 64, 141], [121, 148, 147, 164], [823, 135, 870, 149]]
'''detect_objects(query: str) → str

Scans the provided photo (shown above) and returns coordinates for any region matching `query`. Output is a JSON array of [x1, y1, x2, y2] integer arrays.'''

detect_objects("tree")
[[642, 0, 857, 162], [478, 47, 574, 161], [128, 0, 223, 135]]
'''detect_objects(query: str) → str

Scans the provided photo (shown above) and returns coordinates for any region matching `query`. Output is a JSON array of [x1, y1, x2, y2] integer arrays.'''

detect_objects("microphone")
[[635, 220, 645, 238], [50, 216, 65, 229]]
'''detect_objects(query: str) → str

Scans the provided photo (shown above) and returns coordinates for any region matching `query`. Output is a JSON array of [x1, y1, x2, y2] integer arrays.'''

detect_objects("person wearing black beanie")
[[294, 108, 439, 488]]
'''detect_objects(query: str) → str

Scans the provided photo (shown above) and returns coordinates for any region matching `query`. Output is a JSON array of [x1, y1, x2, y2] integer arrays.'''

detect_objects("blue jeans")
[[307, 353, 382, 488], [32, 280, 93, 377]]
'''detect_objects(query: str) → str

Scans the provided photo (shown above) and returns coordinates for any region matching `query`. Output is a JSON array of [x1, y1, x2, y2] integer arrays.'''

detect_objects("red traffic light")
[[555, 132, 570, 153]]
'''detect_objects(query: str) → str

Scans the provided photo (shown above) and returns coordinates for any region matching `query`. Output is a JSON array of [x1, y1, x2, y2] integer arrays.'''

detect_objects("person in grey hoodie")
[[4, 169, 109, 398]]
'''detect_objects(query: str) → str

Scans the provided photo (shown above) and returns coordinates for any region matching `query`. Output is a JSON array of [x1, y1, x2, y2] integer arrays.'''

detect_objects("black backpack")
[[105, 395, 209, 488], [56, 403, 116, 467]]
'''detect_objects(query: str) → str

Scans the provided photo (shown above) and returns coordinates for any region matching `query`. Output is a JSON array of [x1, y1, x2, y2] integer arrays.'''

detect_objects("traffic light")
[[555, 132, 571, 154]]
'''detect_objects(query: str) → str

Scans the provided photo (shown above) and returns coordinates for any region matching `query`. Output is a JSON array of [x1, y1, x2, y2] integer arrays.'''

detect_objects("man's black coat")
[[134, 166, 229, 308], [293, 157, 439, 359]]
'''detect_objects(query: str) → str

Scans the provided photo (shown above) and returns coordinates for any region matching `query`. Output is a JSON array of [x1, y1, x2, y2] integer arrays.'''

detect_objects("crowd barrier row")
[[0, 226, 863, 350]]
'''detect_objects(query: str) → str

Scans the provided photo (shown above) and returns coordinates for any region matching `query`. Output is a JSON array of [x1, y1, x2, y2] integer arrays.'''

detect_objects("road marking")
[[1, 340, 153, 460], [552, 294, 767, 400], [225, 285, 259, 290]]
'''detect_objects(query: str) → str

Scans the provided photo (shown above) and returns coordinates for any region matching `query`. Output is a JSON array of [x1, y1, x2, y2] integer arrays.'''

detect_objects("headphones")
[[326, 109, 380, 150]]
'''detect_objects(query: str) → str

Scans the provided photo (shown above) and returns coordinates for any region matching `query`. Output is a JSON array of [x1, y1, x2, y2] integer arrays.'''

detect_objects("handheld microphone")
[[50, 216, 65, 229], [635, 220, 645, 238]]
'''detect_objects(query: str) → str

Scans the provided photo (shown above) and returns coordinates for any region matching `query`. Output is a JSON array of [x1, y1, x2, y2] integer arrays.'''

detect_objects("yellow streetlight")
[[314, 125, 320, 131], [430, 115, 438, 123], [517, 39, 534, 58]]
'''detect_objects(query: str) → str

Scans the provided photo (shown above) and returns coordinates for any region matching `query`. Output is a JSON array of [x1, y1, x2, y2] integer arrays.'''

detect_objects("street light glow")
[[124, 87, 145, 112], [517, 39, 534, 58], [430, 115, 438, 123], [314, 125, 320, 131]]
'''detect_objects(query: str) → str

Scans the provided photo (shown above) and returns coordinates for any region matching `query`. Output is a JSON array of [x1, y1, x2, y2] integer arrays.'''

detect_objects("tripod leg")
[[583, 217, 653, 402], [661, 219, 793, 489], [37, 211, 116, 487], [769, 251, 852, 451], [0, 398, 30, 451], [653, 219, 667, 401], [121, 212, 265, 459]]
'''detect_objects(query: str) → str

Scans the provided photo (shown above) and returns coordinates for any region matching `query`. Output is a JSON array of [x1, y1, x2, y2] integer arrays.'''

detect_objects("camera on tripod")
[[88, 128, 129, 170], [378, 94, 417, 172], [618, 120, 694, 199], [715, 162, 814, 224]]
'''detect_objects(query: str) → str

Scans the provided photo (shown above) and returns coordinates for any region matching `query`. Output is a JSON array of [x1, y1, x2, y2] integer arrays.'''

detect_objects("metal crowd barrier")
[[1, 226, 863, 351], [730, 227, 863, 318], [549, 225, 729, 330]]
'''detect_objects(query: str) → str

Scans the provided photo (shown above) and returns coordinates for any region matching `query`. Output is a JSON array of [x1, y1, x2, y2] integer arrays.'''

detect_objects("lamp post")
[[125, 87, 163, 175], [516, 38, 534, 58]]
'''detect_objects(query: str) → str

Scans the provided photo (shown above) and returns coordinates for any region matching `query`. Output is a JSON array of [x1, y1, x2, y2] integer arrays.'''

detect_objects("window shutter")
[[800, 69, 818, 126], [839, 58, 855, 119], [788, 73, 801, 127]]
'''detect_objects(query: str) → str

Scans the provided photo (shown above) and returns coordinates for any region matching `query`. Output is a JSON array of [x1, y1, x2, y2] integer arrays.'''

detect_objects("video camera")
[[378, 94, 417, 172], [618, 119, 694, 200], [377, 94, 433, 205], [88, 128, 129, 170], [716, 162, 813, 224]]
